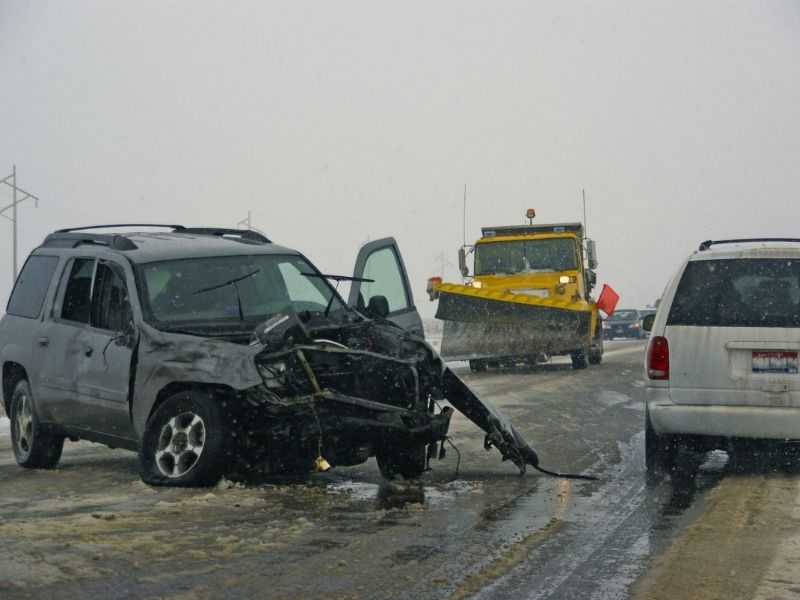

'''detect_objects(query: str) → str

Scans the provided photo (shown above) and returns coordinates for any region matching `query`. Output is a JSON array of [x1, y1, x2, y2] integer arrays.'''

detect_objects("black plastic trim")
[[699, 238, 800, 251]]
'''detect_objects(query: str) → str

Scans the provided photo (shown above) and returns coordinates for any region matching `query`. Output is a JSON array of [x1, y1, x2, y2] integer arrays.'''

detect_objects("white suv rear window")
[[667, 258, 800, 328]]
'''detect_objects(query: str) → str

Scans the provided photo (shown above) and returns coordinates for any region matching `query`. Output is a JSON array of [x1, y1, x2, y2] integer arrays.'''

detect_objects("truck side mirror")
[[642, 314, 655, 332], [584, 269, 597, 295], [458, 247, 470, 277], [586, 239, 598, 270]]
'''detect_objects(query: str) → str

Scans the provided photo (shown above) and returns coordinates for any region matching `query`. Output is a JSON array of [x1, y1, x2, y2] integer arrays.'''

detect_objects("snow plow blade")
[[442, 366, 539, 472], [434, 284, 593, 360]]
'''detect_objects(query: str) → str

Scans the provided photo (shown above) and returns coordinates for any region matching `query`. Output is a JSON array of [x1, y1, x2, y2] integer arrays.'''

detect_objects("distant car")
[[0, 225, 541, 487], [602, 309, 650, 339], [644, 238, 800, 472]]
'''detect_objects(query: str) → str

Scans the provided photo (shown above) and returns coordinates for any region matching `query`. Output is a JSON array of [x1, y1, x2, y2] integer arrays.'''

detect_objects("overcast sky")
[[2, 0, 799, 318]]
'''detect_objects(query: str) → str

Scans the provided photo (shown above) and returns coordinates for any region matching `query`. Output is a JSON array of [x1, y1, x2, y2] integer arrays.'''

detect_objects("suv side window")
[[59, 258, 95, 324], [91, 261, 131, 332], [6, 255, 59, 319], [667, 258, 800, 328]]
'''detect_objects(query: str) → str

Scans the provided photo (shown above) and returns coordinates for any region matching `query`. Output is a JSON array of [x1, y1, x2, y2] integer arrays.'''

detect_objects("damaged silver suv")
[[1, 225, 540, 486]]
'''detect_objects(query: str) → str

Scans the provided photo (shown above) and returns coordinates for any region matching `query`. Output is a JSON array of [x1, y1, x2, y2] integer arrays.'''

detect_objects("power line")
[[432, 252, 452, 278]]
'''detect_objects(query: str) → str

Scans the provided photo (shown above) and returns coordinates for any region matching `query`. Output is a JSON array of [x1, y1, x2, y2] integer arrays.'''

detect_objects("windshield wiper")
[[193, 269, 260, 294], [301, 272, 375, 317], [301, 273, 374, 283], [192, 269, 260, 321]]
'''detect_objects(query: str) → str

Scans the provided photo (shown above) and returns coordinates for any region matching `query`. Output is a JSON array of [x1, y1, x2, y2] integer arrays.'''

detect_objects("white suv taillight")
[[647, 336, 669, 380]]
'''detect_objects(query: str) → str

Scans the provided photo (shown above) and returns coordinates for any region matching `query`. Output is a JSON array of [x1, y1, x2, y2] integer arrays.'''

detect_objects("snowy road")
[[1, 339, 799, 599]]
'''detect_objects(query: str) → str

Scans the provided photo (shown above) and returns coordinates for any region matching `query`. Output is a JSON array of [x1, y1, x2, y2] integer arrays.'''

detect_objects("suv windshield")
[[139, 254, 347, 330], [667, 258, 800, 328], [474, 237, 578, 275]]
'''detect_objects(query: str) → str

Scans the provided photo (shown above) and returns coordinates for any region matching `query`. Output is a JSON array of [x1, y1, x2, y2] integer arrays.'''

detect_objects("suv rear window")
[[6, 255, 59, 319], [668, 258, 800, 327]]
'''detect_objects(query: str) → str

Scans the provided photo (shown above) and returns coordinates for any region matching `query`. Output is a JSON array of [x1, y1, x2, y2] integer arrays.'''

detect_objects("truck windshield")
[[139, 254, 348, 331], [474, 237, 578, 275]]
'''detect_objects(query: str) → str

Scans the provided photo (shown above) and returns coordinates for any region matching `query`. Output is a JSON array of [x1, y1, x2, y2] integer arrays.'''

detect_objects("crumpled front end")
[[237, 318, 538, 477], [240, 326, 454, 473]]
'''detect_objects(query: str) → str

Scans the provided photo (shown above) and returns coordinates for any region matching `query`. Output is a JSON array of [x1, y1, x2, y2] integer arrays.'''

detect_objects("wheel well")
[[2, 362, 27, 415], [150, 382, 237, 421]]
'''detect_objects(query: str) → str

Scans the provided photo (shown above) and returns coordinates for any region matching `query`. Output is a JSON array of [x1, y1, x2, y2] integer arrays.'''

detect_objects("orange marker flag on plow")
[[596, 284, 620, 317]]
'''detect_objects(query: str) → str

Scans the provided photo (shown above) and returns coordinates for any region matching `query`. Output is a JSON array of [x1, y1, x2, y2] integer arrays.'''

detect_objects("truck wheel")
[[588, 335, 603, 365], [570, 348, 590, 369], [376, 444, 427, 480], [588, 320, 604, 365], [10, 380, 64, 469], [469, 359, 486, 373], [645, 408, 677, 473], [139, 390, 227, 487]]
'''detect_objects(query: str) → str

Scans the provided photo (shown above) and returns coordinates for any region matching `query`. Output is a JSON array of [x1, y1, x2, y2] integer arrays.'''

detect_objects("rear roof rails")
[[699, 238, 800, 251], [53, 224, 185, 234], [176, 228, 271, 244], [43, 224, 271, 250], [44, 224, 186, 251]]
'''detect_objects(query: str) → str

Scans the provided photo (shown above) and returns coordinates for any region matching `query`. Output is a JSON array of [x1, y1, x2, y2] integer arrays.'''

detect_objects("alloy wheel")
[[155, 412, 206, 478]]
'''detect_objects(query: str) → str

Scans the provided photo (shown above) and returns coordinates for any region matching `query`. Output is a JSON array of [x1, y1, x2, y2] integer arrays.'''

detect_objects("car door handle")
[[84, 347, 93, 357], [38, 337, 49, 348]]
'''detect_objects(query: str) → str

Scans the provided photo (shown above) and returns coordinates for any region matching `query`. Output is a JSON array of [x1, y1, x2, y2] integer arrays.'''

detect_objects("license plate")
[[752, 350, 798, 374]]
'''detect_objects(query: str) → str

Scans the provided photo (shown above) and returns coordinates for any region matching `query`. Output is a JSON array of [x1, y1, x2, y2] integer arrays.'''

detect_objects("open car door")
[[348, 237, 424, 337]]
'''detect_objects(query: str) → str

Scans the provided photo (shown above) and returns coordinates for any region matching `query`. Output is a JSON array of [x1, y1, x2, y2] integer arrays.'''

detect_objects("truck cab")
[[464, 223, 597, 303]]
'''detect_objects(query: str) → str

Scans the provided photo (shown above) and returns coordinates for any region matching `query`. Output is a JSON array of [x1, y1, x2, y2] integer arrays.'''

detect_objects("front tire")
[[139, 390, 227, 487], [10, 380, 64, 469], [376, 443, 427, 480]]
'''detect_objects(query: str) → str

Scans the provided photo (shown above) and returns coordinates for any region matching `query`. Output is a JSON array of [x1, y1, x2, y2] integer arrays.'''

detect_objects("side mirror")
[[642, 314, 656, 332], [584, 269, 597, 295], [458, 247, 469, 277], [586, 239, 598, 270]]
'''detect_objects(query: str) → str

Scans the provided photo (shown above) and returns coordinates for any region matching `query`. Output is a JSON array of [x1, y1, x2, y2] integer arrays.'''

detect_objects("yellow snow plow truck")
[[429, 210, 603, 372]]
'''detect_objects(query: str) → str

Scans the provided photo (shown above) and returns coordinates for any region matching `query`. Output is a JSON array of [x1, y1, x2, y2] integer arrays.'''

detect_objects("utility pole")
[[236, 210, 266, 235], [434, 252, 452, 278], [1, 165, 39, 283]]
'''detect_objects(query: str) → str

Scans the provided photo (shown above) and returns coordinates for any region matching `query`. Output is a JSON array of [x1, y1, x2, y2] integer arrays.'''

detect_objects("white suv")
[[644, 238, 800, 471]]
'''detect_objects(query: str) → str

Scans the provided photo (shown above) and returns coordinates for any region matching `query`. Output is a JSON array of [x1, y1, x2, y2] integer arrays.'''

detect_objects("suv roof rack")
[[53, 224, 185, 234], [699, 238, 800, 251], [42, 224, 272, 250], [44, 224, 187, 251], [176, 228, 271, 244]]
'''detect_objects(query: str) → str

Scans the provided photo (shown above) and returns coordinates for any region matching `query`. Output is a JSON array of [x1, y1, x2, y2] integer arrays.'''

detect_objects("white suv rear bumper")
[[647, 388, 800, 440]]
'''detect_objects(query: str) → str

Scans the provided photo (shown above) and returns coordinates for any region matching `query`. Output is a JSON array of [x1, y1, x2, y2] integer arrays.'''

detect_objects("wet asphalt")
[[0, 340, 743, 599]]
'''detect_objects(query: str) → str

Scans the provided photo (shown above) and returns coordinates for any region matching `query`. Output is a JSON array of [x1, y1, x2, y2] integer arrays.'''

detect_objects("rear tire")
[[469, 359, 486, 373], [376, 444, 427, 480], [570, 348, 590, 369], [139, 390, 227, 487], [588, 334, 603, 365], [10, 380, 64, 469], [645, 407, 677, 473]]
